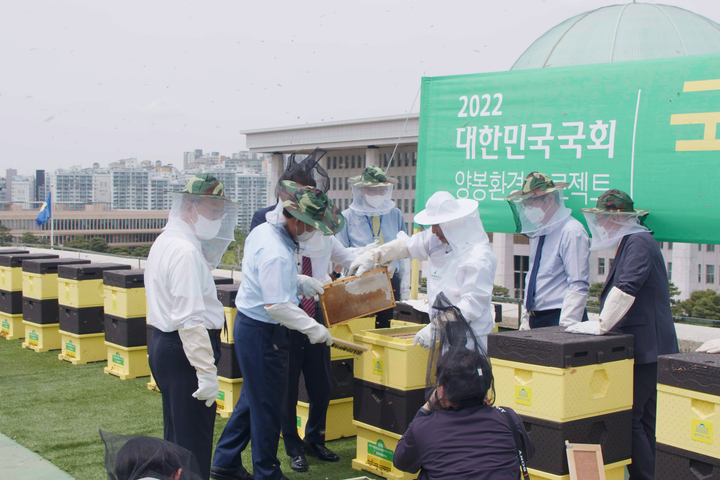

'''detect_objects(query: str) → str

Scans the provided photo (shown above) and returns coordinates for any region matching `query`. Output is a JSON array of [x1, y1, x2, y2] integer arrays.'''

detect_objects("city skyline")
[[3, 1, 719, 172]]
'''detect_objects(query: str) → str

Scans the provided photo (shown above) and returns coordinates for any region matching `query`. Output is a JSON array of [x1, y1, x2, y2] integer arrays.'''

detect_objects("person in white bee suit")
[[505, 172, 590, 330], [145, 173, 239, 480], [351, 191, 497, 351]]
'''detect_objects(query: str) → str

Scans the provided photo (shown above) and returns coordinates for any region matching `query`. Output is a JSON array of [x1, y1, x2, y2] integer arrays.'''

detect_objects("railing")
[[2, 243, 241, 272]]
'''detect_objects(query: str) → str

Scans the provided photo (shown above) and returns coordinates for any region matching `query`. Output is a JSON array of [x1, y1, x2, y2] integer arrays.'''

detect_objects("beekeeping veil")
[[505, 172, 572, 238], [425, 292, 494, 411], [275, 148, 329, 198], [581, 189, 650, 251], [100, 430, 203, 480], [166, 174, 239, 270], [348, 165, 397, 216]]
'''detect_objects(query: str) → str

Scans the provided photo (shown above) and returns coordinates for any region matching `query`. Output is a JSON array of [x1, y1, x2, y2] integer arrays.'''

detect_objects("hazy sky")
[[3, 0, 719, 175]]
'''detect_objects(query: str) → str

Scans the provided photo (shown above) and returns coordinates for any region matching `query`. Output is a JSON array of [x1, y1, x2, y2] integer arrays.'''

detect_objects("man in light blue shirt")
[[212, 181, 345, 480], [337, 165, 409, 328], [506, 172, 590, 330]]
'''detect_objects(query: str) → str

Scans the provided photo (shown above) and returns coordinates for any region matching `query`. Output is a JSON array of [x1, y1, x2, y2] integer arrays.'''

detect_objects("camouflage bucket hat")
[[278, 180, 345, 235], [348, 165, 398, 187], [178, 174, 233, 201], [505, 172, 569, 201], [580, 189, 650, 216]]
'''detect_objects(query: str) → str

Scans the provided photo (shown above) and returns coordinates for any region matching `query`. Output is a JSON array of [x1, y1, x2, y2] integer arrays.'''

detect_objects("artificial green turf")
[[0, 338, 383, 480]]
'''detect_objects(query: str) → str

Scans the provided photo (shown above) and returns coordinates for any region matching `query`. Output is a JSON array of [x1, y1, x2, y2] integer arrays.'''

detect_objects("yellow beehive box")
[[58, 263, 131, 308], [0, 312, 24, 340], [656, 384, 720, 459], [351, 420, 418, 480], [353, 325, 430, 391], [103, 285, 146, 318], [389, 320, 417, 328], [329, 315, 375, 360], [0, 267, 22, 291], [297, 397, 355, 441], [58, 279, 104, 308], [103, 342, 150, 380], [221, 307, 237, 344], [528, 459, 630, 480], [58, 331, 106, 365], [217, 376, 243, 418], [491, 358, 634, 423], [21, 320, 61, 352], [22, 272, 59, 300]]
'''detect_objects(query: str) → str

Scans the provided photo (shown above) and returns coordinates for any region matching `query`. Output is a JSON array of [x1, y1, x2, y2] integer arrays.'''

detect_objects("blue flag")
[[36, 192, 51, 226]]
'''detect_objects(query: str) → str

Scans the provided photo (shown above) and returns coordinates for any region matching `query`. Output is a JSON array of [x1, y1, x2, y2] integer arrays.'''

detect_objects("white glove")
[[697, 339, 720, 354], [351, 239, 410, 277], [178, 324, 218, 407], [413, 323, 435, 350], [297, 275, 324, 298], [565, 320, 601, 335], [349, 251, 374, 277], [400, 290, 411, 301], [559, 290, 588, 328], [265, 303, 333, 345], [348, 241, 379, 256], [519, 310, 530, 331], [598, 286, 635, 334]]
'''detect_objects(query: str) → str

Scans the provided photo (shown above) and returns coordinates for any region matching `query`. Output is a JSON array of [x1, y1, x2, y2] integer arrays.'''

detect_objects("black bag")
[[496, 406, 530, 480]]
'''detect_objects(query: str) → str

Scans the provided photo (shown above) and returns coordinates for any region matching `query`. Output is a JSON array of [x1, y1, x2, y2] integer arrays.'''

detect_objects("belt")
[[528, 308, 561, 317]]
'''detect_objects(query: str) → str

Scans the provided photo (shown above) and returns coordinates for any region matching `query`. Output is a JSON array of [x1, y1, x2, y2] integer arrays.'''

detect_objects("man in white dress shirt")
[[145, 174, 239, 480], [505, 172, 590, 330]]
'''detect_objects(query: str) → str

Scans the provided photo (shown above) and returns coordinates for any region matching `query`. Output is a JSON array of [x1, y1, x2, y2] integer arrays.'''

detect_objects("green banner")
[[417, 53, 720, 243]]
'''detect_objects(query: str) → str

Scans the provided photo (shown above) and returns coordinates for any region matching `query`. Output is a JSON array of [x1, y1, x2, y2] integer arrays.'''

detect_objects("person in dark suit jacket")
[[566, 189, 679, 480], [250, 204, 276, 232]]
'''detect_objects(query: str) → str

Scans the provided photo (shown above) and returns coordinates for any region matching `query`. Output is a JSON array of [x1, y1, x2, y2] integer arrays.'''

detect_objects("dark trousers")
[[627, 362, 657, 480], [281, 304, 332, 456], [529, 308, 589, 329], [148, 328, 221, 480], [375, 273, 401, 329], [213, 313, 290, 480]]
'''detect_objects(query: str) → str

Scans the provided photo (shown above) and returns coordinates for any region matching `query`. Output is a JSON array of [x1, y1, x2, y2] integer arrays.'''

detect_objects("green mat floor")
[[0, 338, 382, 480]]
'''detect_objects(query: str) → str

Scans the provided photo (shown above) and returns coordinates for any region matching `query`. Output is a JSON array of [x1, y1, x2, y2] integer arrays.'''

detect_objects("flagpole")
[[50, 188, 54, 249]]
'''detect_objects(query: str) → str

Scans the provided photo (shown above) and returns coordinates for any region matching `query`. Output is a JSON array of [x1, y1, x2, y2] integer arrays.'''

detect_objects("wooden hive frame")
[[319, 267, 396, 328]]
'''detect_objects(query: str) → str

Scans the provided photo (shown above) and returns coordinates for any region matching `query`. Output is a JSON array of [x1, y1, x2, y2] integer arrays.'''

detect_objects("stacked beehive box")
[[102, 269, 149, 379], [488, 326, 634, 480], [215, 283, 242, 417], [294, 316, 376, 442], [21, 258, 90, 352], [655, 353, 720, 478], [57, 263, 131, 364], [351, 324, 431, 480], [0, 252, 55, 340]]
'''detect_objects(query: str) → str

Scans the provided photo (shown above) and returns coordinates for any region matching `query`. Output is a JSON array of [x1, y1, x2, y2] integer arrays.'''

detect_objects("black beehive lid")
[[217, 284, 240, 307], [58, 263, 132, 280], [0, 253, 59, 268], [103, 269, 145, 289], [487, 326, 634, 368], [213, 276, 233, 285], [22, 258, 91, 274], [0, 249, 29, 255], [658, 353, 720, 397]]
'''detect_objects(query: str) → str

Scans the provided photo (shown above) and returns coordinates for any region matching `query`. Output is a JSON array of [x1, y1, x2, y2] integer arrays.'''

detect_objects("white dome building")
[[512, 3, 720, 70]]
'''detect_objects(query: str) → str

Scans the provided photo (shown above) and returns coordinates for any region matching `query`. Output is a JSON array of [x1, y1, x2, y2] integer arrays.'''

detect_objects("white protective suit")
[[399, 194, 497, 350]]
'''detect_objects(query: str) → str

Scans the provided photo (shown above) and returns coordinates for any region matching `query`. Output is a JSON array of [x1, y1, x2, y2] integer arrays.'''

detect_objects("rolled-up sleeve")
[[560, 229, 590, 295]]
